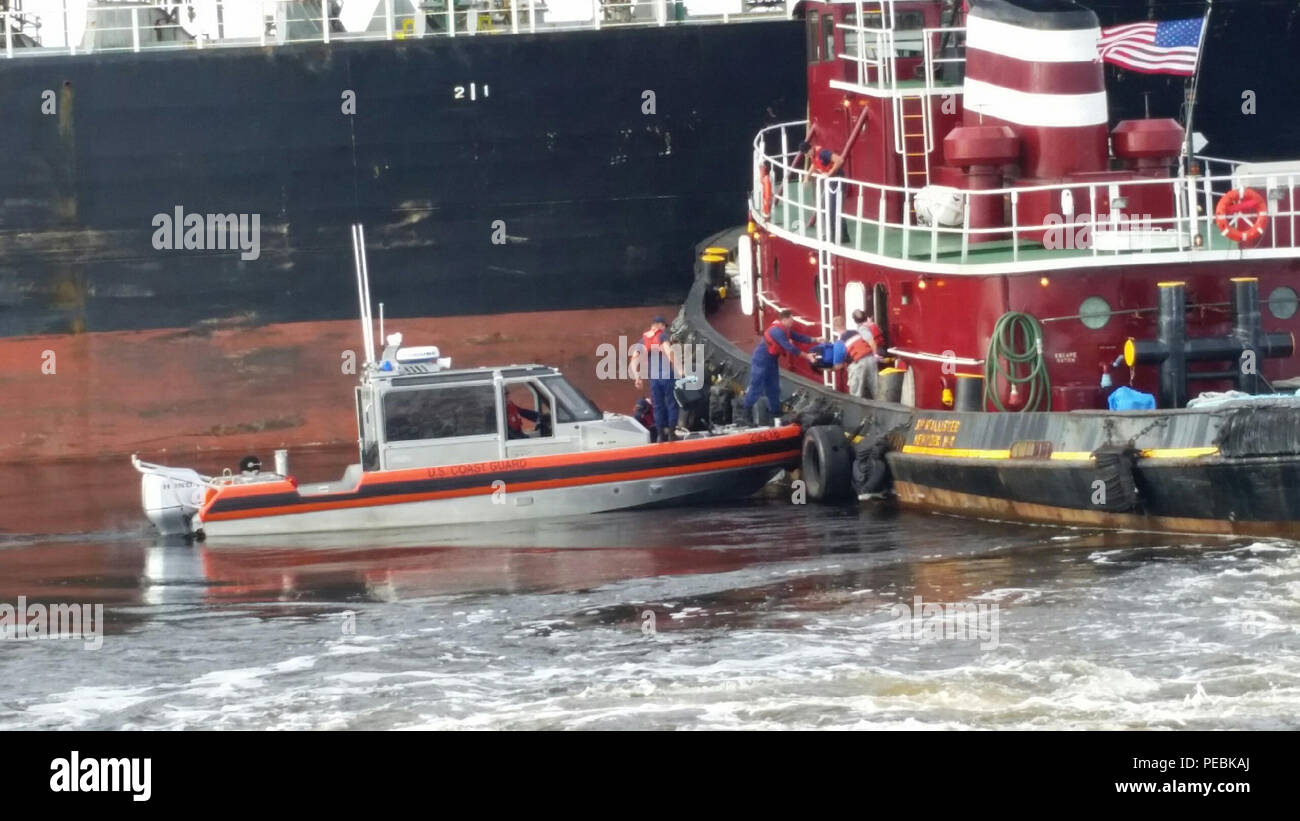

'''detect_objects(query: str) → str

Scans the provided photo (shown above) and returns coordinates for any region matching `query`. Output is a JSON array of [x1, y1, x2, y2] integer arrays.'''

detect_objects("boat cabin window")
[[822, 13, 835, 63], [383, 384, 497, 442], [892, 11, 925, 57], [504, 381, 553, 439], [850, 9, 925, 60], [540, 376, 601, 423]]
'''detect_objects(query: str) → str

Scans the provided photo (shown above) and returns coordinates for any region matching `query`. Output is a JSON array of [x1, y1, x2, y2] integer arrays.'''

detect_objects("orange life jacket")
[[641, 327, 671, 379], [845, 333, 872, 362], [761, 173, 773, 217], [812, 147, 833, 174], [763, 320, 791, 357], [506, 401, 523, 433], [641, 328, 662, 353], [862, 319, 885, 353]]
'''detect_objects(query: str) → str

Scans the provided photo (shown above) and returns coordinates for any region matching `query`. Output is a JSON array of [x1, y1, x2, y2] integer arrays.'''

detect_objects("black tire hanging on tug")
[[1090, 444, 1143, 513], [801, 424, 854, 502], [852, 436, 893, 497]]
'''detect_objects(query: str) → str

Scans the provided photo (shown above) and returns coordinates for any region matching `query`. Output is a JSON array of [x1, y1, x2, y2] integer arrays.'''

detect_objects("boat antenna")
[[351, 222, 376, 365]]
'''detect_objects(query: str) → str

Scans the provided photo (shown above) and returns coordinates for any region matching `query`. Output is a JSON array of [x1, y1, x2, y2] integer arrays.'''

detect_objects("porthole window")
[[1079, 296, 1111, 329], [1268, 286, 1298, 320]]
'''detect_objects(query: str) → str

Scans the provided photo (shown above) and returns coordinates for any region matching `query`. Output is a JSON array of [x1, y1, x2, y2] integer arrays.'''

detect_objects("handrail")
[[2, 0, 784, 57], [131, 454, 221, 488], [887, 347, 983, 366], [752, 121, 1300, 268], [756, 290, 819, 329], [921, 24, 963, 113]]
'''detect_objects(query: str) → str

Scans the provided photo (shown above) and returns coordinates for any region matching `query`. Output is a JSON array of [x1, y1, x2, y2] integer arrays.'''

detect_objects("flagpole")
[[1183, 0, 1213, 176]]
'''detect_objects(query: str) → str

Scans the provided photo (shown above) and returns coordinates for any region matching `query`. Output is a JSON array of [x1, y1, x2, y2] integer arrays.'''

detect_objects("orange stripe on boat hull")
[[201, 448, 799, 523]]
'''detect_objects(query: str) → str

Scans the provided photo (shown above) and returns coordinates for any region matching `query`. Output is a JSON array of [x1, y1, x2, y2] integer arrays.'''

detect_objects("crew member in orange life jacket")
[[505, 391, 543, 439], [631, 316, 680, 442], [810, 147, 846, 235], [759, 161, 774, 219], [744, 309, 817, 421], [848, 308, 883, 399]]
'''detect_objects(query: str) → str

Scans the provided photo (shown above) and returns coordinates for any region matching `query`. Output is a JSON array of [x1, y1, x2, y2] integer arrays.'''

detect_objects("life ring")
[[1215, 187, 1269, 243], [761, 173, 773, 218], [801, 424, 854, 502]]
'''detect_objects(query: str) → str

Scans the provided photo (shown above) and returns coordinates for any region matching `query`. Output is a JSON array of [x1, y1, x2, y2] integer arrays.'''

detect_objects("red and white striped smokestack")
[[962, 0, 1108, 179]]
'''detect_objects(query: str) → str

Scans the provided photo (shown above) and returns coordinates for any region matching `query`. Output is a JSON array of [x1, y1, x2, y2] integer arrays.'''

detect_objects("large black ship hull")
[[0, 21, 806, 337]]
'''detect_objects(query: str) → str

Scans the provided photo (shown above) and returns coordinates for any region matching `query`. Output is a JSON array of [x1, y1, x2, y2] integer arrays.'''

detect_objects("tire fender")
[[801, 424, 853, 502]]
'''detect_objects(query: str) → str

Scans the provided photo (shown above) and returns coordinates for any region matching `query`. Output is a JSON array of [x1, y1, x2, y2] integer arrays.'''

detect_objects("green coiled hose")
[[984, 311, 1052, 412]]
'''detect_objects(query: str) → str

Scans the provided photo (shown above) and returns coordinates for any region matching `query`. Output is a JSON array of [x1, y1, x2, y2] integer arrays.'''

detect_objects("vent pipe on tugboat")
[[839, 102, 871, 159]]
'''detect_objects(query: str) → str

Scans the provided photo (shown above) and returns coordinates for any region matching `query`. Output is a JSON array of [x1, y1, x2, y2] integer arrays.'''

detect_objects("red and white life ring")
[[1215, 187, 1269, 243]]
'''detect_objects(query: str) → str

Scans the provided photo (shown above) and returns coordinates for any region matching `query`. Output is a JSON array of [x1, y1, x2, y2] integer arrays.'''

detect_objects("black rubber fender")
[[708, 385, 734, 426], [852, 437, 893, 496], [801, 424, 854, 502], [704, 286, 722, 314]]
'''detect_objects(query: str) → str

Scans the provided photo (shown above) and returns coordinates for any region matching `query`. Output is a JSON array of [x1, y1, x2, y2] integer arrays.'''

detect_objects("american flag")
[[1097, 17, 1206, 76]]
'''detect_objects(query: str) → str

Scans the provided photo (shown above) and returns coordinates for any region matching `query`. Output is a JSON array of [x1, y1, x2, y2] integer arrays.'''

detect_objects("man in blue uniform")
[[745, 309, 817, 423], [632, 316, 680, 442]]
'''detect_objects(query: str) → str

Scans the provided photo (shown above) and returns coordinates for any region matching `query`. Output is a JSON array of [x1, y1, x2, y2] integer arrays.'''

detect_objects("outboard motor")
[[137, 463, 207, 537]]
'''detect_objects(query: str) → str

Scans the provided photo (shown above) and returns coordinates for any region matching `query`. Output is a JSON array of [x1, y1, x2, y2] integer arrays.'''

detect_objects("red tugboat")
[[682, 0, 1300, 536]]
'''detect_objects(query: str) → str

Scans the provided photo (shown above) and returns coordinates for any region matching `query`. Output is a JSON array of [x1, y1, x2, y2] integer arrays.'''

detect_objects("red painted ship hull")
[[0, 305, 678, 463]]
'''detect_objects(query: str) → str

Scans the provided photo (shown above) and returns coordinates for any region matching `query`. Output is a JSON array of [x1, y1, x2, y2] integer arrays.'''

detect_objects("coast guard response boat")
[[132, 226, 801, 539]]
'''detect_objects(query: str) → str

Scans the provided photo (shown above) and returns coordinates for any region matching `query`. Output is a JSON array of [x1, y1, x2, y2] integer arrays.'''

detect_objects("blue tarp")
[[1107, 386, 1157, 411]]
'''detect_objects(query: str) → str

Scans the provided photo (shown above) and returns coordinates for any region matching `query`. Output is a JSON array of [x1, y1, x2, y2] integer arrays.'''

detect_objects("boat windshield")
[[541, 376, 602, 422]]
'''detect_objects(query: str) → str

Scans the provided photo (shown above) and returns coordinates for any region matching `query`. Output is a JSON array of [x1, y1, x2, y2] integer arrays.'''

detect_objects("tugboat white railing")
[[753, 120, 1300, 274], [835, 1, 964, 95], [2, 0, 783, 57], [837, 0, 893, 90]]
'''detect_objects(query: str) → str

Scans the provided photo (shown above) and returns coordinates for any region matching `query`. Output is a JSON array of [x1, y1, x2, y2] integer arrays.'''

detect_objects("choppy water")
[[1, 450, 1298, 730]]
